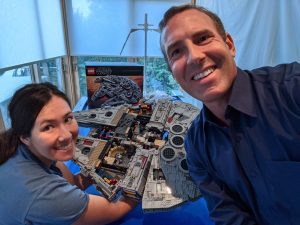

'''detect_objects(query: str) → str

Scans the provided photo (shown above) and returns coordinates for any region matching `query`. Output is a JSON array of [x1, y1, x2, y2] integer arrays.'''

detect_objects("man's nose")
[[186, 43, 205, 65]]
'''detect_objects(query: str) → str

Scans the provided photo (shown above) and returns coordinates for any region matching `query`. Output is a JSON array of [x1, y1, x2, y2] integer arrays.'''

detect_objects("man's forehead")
[[165, 9, 214, 29], [161, 10, 214, 46]]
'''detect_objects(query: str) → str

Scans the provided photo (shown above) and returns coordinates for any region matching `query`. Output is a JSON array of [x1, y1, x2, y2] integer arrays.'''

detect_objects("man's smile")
[[192, 66, 216, 80]]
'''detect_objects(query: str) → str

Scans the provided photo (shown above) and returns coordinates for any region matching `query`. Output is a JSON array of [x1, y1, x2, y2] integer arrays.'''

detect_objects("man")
[[159, 4, 300, 225]]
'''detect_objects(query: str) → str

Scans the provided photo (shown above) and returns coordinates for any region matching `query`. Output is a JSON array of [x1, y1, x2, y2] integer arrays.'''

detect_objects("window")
[[0, 0, 201, 129], [38, 58, 64, 92], [66, 0, 189, 57], [66, 0, 202, 106], [0, 66, 32, 128], [0, 0, 65, 70]]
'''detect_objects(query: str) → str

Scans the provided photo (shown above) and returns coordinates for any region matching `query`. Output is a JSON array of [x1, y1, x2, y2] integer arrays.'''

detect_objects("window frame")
[[0, 109, 5, 132]]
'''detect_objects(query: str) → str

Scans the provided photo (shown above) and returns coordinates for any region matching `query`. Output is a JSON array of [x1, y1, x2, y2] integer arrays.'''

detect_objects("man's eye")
[[169, 48, 181, 59], [196, 35, 211, 44]]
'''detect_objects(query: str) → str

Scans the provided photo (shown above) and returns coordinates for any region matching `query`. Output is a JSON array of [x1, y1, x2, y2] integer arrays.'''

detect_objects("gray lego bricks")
[[73, 99, 201, 212], [91, 75, 142, 107]]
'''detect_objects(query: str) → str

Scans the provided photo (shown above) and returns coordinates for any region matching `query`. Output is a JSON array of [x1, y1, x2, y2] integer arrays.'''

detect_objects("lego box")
[[85, 62, 144, 108]]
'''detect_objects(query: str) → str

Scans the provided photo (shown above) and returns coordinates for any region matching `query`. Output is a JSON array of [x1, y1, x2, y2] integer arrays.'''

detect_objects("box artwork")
[[85, 62, 144, 108]]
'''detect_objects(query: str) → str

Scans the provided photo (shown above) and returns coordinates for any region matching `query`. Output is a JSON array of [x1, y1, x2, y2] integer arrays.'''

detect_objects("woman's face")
[[21, 95, 78, 167]]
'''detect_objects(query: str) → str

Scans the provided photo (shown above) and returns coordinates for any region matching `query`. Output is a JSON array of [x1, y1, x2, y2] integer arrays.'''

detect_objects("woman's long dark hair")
[[0, 82, 70, 165]]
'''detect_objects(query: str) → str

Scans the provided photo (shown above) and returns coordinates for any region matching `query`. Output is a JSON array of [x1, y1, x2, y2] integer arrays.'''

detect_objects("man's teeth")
[[193, 67, 215, 80]]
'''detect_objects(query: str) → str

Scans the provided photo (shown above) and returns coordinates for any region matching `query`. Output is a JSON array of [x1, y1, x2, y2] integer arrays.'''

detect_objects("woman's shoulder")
[[0, 147, 88, 224], [0, 145, 67, 194]]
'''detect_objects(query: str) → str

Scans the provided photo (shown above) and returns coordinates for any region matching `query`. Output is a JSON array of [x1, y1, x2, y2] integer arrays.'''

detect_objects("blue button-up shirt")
[[185, 62, 300, 225]]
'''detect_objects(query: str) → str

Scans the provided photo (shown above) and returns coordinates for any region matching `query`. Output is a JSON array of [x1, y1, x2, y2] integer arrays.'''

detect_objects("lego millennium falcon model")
[[73, 99, 201, 212], [91, 75, 142, 107]]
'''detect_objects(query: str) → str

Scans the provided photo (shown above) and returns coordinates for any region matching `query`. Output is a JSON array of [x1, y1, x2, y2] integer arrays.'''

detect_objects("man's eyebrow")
[[191, 29, 213, 39], [166, 29, 214, 55]]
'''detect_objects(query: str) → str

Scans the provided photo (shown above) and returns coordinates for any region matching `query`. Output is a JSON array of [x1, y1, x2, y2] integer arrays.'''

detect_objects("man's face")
[[161, 9, 237, 105], [21, 95, 79, 167]]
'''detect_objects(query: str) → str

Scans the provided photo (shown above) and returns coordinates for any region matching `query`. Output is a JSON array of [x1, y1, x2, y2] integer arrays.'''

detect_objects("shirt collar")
[[226, 67, 257, 118], [18, 144, 62, 176], [202, 67, 257, 124]]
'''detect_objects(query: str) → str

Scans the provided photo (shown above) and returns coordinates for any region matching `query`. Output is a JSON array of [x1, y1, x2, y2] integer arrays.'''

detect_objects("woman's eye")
[[65, 115, 74, 123], [42, 125, 53, 132]]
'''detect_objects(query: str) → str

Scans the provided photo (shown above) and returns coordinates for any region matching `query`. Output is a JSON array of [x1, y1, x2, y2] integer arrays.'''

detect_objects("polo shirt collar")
[[19, 144, 62, 176]]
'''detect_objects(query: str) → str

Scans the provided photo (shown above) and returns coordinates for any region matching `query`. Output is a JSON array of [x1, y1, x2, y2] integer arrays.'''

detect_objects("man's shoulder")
[[188, 111, 203, 130], [243, 62, 300, 82]]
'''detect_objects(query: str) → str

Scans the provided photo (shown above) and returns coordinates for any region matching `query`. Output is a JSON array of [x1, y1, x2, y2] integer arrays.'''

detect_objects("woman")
[[0, 83, 137, 225]]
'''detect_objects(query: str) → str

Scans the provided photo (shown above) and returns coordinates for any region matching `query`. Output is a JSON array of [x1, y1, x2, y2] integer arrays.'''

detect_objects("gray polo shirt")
[[0, 144, 88, 225]]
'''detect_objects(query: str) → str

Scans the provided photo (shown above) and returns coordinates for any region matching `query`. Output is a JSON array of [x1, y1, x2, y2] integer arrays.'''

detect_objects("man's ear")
[[225, 32, 236, 57], [20, 136, 30, 146]]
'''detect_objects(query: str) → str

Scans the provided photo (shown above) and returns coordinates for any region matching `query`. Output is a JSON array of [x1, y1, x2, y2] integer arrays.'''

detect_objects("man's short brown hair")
[[159, 4, 226, 67]]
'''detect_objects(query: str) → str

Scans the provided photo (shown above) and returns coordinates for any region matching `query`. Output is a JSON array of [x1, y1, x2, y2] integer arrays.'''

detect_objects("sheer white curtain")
[[0, 0, 66, 70], [66, 0, 189, 57], [197, 0, 300, 69]]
